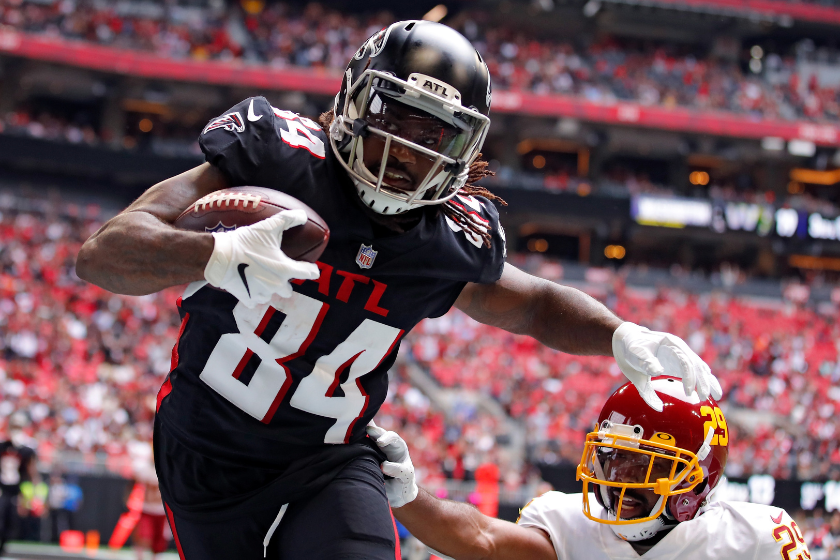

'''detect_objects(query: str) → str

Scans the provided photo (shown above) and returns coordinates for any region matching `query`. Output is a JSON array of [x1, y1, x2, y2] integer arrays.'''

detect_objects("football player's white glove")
[[203, 209, 320, 308], [612, 322, 723, 412], [366, 422, 418, 508]]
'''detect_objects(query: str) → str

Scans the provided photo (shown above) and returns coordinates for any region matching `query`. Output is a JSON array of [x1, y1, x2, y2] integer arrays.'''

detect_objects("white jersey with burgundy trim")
[[517, 492, 812, 560], [154, 96, 505, 511]]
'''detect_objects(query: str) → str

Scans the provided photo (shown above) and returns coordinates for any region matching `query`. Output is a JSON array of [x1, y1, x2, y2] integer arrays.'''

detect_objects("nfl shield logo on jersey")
[[356, 244, 377, 269]]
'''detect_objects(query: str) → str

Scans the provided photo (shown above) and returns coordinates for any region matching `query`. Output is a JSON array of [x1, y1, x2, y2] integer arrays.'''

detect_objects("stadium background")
[[1, 0, 840, 557]]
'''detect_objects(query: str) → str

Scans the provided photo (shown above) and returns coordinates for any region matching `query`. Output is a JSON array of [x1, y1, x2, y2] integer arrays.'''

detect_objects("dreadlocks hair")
[[318, 109, 506, 248]]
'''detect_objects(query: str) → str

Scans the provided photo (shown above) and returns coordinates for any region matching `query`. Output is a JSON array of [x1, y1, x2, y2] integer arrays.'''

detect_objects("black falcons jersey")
[[155, 96, 504, 505]]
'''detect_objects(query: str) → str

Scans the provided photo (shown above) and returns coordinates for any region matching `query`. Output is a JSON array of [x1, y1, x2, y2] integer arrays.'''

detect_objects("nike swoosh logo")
[[237, 263, 251, 297], [247, 99, 262, 122], [770, 511, 784, 524]]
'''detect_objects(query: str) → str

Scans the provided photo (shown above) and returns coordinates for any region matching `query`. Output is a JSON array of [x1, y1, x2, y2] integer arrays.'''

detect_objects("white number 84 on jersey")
[[199, 290, 401, 444]]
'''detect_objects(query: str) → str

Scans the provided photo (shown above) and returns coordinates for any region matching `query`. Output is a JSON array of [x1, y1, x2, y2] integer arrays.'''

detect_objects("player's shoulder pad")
[[703, 501, 811, 559], [745, 503, 811, 558], [516, 491, 575, 525], [443, 193, 504, 249], [265, 103, 328, 160], [199, 96, 275, 184], [199, 97, 328, 186], [442, 193, 507, 283], [200, 96, 289, 149], [200, 96, 327, 153]]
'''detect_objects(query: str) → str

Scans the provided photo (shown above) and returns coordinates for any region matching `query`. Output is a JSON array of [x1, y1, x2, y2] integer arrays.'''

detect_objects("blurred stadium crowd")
[[5, 0, 840, 123], [0, 194, 175, 474], [0, 191, 837, 483], [1, 190, 839, 552], [1, 107, 101, 145], [8, 0, 840, 220], [409, 255, 840, 483]]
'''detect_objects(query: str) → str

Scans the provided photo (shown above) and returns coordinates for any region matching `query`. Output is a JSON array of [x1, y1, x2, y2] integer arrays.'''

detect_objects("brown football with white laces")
[[174, 186, 329, 262]]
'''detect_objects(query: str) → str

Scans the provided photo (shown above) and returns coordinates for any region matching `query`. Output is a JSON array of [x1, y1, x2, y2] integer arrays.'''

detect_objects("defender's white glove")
[[204, 209, 320, 308], [613, 322, 722, 412], [366, 422, 418, 508]]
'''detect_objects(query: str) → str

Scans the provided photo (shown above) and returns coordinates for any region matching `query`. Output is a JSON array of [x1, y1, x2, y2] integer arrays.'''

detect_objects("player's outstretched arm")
[[395, 488, 555, 560], [367, 424, 554, 560], [455, 263, 621, 356], [76, 163, 226, 295], [455, 263, 721, 408]]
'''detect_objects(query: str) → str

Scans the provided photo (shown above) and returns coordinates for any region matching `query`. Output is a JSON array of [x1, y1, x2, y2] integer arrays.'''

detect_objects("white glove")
[[366, 422, 418, 508], [612, 322, 723, 412], [203, 209, 320, 308]]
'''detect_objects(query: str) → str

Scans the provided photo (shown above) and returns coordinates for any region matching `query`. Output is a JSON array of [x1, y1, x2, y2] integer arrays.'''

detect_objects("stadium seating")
[[407, 253, 840, 483], [5, 0, 840, 123], [2, 190, 837, 485], [0, 194, 180, 475]]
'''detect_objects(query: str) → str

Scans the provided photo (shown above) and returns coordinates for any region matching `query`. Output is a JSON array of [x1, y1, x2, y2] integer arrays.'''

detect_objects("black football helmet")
[[329, 20, 492, 215]]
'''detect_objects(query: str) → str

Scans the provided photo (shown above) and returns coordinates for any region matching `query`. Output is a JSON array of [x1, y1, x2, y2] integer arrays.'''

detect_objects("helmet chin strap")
[[593, 453, 677, 543], [606, 495, 676, 542]]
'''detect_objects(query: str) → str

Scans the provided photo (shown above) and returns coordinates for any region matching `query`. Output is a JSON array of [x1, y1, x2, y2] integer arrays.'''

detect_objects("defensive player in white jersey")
[[367, 377, 813, 560]]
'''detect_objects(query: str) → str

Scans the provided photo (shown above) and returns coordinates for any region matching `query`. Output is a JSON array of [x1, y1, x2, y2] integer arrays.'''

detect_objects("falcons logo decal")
[[203, 112, 245, 134]]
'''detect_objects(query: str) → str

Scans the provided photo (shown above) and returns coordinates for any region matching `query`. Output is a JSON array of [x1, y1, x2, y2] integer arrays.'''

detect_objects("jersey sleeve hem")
[[202, 139, 243, 184], [480, 255, 505, 285], [515, 493, 552, 527], [426, 280, 468, 319], [476, 198, 506, 284]]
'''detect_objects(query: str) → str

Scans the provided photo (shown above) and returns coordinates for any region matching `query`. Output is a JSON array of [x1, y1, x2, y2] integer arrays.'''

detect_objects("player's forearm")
[[457, 265, 621, 357], [76, 210, 213, 295], [529, 280, 622, 356], [393, 488, 497, 560]]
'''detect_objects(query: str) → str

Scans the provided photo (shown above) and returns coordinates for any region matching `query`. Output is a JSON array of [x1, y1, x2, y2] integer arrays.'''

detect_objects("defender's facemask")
[[330, 70, 490, 215], [576, 420, 711, 542]]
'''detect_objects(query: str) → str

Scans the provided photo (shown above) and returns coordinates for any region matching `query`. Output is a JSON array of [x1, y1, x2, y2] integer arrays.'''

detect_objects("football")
[[174, 186, 329, 262]]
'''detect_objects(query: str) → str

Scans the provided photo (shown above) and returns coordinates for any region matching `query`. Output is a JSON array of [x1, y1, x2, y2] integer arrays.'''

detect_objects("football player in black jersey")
[[77, 21, 721, 560]]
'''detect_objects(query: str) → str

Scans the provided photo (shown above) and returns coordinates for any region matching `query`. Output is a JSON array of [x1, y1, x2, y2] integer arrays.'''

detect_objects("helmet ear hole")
[[692, 479, 708, 495]]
